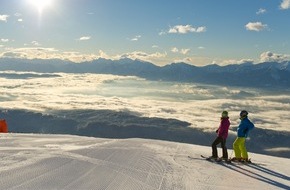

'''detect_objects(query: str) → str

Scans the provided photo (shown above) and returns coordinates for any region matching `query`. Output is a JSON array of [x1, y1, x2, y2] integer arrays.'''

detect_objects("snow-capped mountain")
[[0, 58, 289, 88]]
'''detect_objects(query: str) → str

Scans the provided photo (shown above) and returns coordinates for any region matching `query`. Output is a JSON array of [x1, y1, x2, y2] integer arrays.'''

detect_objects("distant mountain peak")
[[0, 58, 289, 89]]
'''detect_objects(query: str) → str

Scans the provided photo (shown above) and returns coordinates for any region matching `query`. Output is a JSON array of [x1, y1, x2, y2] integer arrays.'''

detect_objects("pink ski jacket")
[[217, 117, 230, 139]]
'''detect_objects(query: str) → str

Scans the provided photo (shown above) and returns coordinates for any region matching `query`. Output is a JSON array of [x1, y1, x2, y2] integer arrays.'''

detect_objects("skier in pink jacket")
[[210, 111, 230, 160]]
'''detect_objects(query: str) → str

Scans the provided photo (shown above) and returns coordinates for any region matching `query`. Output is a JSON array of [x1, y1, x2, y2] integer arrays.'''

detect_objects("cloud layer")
[[0, 72, 289, 134]]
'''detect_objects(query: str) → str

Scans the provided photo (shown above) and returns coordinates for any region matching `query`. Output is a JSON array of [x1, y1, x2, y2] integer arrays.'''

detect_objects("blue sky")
[[0, 0, 290, 66]]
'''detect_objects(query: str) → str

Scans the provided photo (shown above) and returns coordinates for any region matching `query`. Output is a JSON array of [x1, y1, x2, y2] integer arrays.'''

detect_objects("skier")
[[210, 111, 230, 160], [231, 110, 255, 162]]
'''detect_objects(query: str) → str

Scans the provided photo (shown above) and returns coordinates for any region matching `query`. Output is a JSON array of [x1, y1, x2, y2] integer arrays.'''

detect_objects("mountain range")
[[0, 58, 289, 89]]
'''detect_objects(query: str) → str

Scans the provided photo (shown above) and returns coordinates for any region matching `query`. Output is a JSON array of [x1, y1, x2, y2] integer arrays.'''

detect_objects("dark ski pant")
[[212, 136, 228, 159]]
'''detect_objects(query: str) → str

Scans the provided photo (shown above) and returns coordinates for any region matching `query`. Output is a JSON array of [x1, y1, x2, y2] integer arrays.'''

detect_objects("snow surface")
[[0, 133, 289, 190]]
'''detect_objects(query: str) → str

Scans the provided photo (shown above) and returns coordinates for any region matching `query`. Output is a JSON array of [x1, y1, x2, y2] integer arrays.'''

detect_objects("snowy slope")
[[0, 133, 289, 190]]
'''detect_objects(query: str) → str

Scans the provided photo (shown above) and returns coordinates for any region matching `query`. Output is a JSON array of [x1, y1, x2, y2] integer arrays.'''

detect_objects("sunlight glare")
[[28, 0, 53, 13]]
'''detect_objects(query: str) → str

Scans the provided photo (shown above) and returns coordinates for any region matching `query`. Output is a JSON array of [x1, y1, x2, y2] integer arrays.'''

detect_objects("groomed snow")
[[0, 133, 289, 190]]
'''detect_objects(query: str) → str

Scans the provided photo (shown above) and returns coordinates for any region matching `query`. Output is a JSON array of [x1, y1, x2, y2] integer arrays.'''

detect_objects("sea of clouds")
[[0, 71, 289, 133]]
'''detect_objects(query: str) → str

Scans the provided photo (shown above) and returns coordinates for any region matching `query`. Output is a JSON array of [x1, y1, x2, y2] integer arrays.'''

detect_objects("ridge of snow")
[[0, 133, 289, 190]]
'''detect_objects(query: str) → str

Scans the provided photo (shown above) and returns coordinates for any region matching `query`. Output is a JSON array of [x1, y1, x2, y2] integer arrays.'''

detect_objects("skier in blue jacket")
[[232, 110, 255, 162]]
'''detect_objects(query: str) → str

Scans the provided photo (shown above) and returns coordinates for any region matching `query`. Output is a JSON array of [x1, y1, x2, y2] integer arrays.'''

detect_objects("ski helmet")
[[240, 110, 248, 118]]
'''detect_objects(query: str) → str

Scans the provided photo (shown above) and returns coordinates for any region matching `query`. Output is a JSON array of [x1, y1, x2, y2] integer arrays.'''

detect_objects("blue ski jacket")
[[237, 117, 255, 138]]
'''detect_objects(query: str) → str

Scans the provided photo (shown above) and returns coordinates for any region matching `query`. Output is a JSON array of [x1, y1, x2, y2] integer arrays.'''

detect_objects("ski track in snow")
[[0, 133, 289, 190]]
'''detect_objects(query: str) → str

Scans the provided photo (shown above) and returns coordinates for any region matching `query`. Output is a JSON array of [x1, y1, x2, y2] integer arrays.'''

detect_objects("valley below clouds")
[[1, 71, 290, 158]]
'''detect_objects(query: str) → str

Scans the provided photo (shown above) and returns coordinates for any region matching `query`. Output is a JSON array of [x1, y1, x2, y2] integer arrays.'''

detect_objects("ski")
[[200, 155, 265, 166], [229, 158, 252, 164], [228, 158, 265, 166], [201, 155, 232, 164], [201, 155, 223, 163]]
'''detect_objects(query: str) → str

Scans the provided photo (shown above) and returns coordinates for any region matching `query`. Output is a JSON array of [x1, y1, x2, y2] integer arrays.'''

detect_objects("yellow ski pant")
[[233, 137, 248, 159]]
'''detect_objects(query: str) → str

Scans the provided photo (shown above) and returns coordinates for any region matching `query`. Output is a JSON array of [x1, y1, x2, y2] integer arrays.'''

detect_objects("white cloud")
[[31, 41, 41, 46], [14, 13, 23, 22], [120, 51, 167, 61], [77, 36, 91, 41], [1, 39, 9, 43], [14, 13, 22, 17], [1, 47, 58, 59], [196, 27, 207, 33], [0, 47, 169, 64], [130, 35, 141, 41], [98, 50, 110, 59], [0, 15, 9, 22], [256, 8, 267, 15], [219, 59, 254, 66], [171, 47, 179, 53], [166, 25, 206, 34], [280, 0, 290, 9], [0, 47, 101, 62], [95, 50, 169, 65], [171, 47, 190, 55], [198, 46, 205, 50], [174, 57, 193, 64], [62, 51, 99, 62], [158, 31, 167, 36], [245, 22, 268, 31], [152, 45, 159, 48], [180, 49, 190, 55], [260, 51, 290, 62]]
